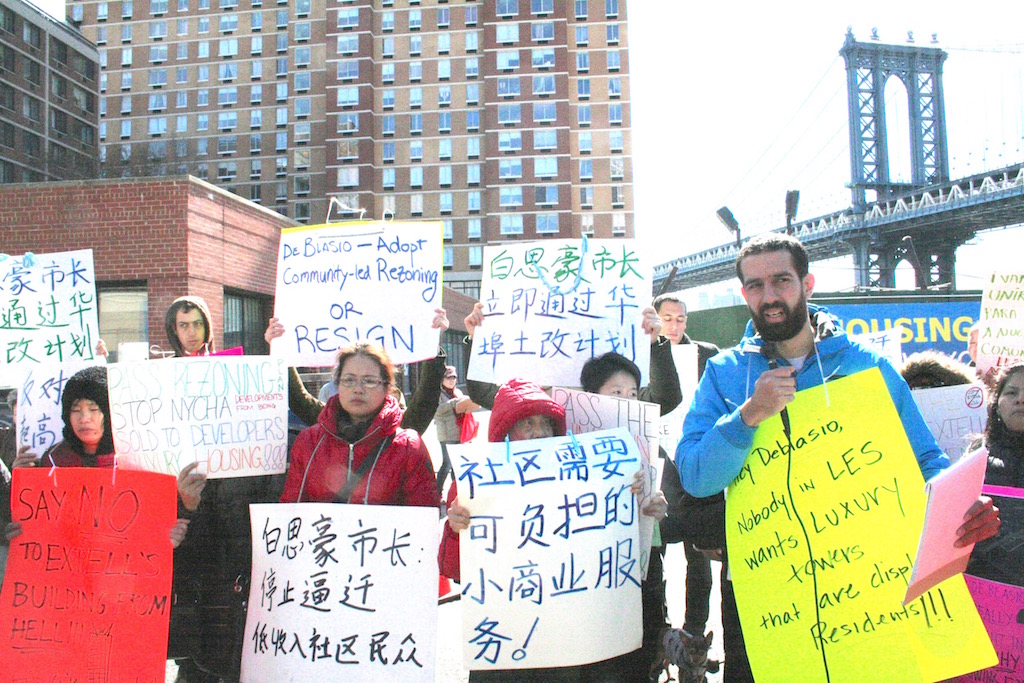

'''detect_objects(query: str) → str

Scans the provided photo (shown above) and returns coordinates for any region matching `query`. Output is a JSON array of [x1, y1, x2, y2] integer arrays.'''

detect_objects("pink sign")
[[949, 576, 1024, 681]]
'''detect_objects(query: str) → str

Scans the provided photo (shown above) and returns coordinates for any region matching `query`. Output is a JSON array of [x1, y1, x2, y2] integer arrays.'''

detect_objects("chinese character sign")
[[108, 356, 288, 478], [241, 503, 438, 683], [448, 428, 643, 669], [467, 240, 652, 388], [0, 249, 100, 367], [550, 387, 661, 579], [0, 467, 177, 683], [977, 271, 1024, 372], [725, 369, 996, 683], [16, 360, 104, 454], [271, 222, 443, 367], [911, 383, 987, 464]]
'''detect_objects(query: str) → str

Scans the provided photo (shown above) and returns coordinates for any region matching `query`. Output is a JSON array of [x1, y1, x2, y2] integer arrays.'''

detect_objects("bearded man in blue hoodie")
[[675, 232, 1000, 682]]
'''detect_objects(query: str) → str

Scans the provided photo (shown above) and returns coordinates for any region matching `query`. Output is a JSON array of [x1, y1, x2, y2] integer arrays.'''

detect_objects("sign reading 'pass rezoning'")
[[108, 356, 288, 478], [726, 369, 995, 682], [272, 221, 443, 367]]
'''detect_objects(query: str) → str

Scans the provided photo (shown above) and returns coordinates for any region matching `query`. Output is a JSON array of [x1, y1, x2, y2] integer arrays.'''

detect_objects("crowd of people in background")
[[0, 232, 1016, 683]]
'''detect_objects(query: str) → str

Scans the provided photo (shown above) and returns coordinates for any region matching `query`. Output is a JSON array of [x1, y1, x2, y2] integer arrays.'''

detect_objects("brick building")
[[68, 0, 635, 301], [1, 175, 293, 358], [0, 0, 100, 183]]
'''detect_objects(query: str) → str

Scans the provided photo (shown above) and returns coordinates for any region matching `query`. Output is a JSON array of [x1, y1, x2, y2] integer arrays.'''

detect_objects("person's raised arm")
[[462, 303, 499, 409], [402, 308, 450, 435], [266, 317, 323, 426]]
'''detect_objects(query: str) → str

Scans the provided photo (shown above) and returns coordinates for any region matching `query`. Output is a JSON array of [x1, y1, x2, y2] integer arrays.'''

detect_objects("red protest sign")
[[1, 467, 176, 683]]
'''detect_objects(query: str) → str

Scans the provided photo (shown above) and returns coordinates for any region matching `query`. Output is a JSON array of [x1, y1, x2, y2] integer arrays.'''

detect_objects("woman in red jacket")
[[280, 342, 438, 507]]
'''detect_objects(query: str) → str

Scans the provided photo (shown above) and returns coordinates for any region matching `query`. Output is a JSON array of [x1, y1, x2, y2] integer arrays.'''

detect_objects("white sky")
[[628, 1, 1024, 304]]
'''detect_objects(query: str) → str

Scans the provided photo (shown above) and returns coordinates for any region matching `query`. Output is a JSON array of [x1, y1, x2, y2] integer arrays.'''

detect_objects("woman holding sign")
[[5, 366, 190, 546], [967, 363, 1023, 586], [280, 342, 438, 506]]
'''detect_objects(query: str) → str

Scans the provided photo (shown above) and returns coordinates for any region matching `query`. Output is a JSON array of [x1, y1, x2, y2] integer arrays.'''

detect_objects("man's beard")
[[750, 295, 809, 342]]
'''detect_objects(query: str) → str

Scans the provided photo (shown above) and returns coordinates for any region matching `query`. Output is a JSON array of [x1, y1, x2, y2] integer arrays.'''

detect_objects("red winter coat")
[[280, 393, 438, 507], [438, 378, 565, 581]]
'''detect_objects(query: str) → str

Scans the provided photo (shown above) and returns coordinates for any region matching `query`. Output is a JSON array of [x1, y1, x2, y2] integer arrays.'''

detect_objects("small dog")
[[660, 628, 720, 683]]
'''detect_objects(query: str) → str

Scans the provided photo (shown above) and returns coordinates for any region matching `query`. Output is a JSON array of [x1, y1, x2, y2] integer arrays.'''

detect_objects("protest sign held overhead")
[[550, 387, 661, 579], [911, 383, 987, 463], [448, 428, 643, 670], [725, 369, 996, 683], [467, 239, 652, 388], [1, 249, 100, 367], [0, 467, 177, 683], [241, 503, 438, 682], [108, 356, 288, 478], [15, 360, 103, 454], [977, 270, 1024, 372], [271, 221, 443, 367]]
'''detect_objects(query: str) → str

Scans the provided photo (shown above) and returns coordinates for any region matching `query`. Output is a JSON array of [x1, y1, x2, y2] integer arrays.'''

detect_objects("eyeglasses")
[[338, 376, 386, 389]]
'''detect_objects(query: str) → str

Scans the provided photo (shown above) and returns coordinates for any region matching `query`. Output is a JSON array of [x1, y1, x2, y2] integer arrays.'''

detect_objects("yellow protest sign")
[[726, 368, 995, 682]]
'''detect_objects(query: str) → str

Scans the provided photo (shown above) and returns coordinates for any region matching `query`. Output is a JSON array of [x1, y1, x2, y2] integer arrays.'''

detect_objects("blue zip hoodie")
[[676, 305, 949, 497]]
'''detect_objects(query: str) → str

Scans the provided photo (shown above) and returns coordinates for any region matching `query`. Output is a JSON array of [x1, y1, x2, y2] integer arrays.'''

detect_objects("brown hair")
[[332, 342, 395, 388]]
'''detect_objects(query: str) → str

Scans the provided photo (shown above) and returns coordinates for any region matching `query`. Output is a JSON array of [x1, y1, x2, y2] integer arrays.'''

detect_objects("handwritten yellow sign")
[[726, 368, 995, 682]]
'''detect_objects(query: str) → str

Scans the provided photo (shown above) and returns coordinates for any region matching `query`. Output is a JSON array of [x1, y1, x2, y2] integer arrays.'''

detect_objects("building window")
[[580, 186, 593, 207], [408, 9, 421, 30], [468, 246, 483, 268], [499, 158, 522, 180], [466, 58, 479, 79], [577, 52, 589, 72], [531, 21, 554, 42], [610, 130, 623, 152], [498, 104, 520, 125], [97, 285, 149, 361], [438, 139, 452, 160], [468, 218, 481, 239], [496, 0, 518, 17], [442, 247, 453, 269], [223, 291, 271, 354], [440, 193, 453, 214], [465, 5, 478, 25], [498, 131, 522, 152], [578, 105, 591, 126], [606, 0, 619, 18], [534, 157, 557, 178], [609, 103, 623, 125], [577, 78, 590, 99], [612, 212, 626, 235], [532, 75, 555, 95], [533, 102, 556, 123], [607, 50, 621, 71], [581, 214, 594, 236], [501, 215, 524, 235], [579, 159, 593, 180], [575, 0, 588, 19], [536, 213, 559, 234], [500, 186, 523, 208], [468, 191, 481, 212], [579, 132, 592, 153], [575, 26, 588, 46], [496, 24, 519, 44], [497, 76, 519, 97], [535, 185, 558, 206]]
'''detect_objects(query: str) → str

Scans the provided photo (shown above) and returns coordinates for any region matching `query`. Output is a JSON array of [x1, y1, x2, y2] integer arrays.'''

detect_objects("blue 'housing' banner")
[[826, 300, 980, 362]]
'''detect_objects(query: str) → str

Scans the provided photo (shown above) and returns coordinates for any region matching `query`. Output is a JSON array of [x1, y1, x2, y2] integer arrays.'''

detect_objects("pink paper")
[[947, 576, 1024, 681], [903, 447, 988, 605]]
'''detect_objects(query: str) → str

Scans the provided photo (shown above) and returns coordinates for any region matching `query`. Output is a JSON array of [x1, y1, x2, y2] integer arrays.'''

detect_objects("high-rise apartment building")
[[71, 0, 633, 299], [0, 0, 99, 183]]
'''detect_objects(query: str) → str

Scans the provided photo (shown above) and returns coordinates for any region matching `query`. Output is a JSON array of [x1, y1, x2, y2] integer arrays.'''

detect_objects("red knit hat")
[[488, 378, 566, 443]]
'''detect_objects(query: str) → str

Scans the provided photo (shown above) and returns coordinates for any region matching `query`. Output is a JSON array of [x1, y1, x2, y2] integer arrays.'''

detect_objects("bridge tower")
[[840, 30, 958, 289]]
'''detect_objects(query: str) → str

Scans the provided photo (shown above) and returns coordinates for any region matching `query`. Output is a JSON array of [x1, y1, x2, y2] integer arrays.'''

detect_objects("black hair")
[[735, 233, 809, 283], [579, 352, 641, 394]]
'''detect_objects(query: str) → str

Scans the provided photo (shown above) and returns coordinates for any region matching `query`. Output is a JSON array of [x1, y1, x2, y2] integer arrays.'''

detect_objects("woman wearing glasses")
[[280, 342, 438, 506]]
